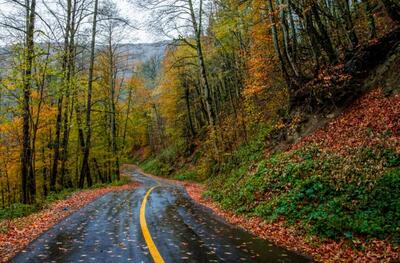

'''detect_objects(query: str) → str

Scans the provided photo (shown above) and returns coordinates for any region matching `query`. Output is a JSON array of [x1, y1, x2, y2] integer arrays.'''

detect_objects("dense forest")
[[134, 0, 399, 166], [136, 0, 400, 249], [0, 0, 135, 205], [0, 0, 399, 255]]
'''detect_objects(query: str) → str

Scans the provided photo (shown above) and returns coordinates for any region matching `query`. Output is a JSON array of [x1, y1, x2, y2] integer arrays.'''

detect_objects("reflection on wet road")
[[10, 167, 311, 263]]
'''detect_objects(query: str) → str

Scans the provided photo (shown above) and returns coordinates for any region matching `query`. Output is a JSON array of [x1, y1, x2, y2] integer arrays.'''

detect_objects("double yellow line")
[[140, 186, 165, 263]]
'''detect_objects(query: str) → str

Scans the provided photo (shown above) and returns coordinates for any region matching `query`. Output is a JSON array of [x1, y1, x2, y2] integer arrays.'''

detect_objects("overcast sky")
[[116, 0, 161, 43]]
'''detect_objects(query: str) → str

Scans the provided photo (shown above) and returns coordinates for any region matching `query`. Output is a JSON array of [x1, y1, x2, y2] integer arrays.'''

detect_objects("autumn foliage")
[[137, 1, 400, 261], [0, 181, 139, 262], [291, 89, 400, 154], [1, 0, 400, 261]]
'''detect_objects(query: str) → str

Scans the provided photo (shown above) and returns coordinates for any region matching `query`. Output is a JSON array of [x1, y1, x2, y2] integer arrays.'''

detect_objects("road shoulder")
[[131, 164, 399, 262], [0, 181, 139, 263]]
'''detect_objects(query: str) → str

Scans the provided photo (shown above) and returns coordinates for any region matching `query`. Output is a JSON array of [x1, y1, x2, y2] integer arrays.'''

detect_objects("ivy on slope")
[[207, 88, 400, 244]]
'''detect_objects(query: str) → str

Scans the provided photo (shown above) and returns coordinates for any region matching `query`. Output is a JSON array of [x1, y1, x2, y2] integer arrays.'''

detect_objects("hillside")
[[142, 71, 400, 262], [203, 86, 399, 259], [118, 41, 169, 64], [0, 41, 168, 77], [139, 18, 400, 263], [1, 0, 400, 262]]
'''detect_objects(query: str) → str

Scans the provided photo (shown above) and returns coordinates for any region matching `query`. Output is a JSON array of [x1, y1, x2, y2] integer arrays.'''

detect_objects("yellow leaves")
[[157, 66, 181, 126], [2, 79, 18, 92], [0, 122, 10, 134], [243, 84, 266, 96], [142, 146, 152, 160], [242, 6, 278, 97], [0, 120, 21, 179], [0, 118, 21, 139], [128, 75, 144, 91], [274, 120, 285, 130], [31, 90, 41, 100]]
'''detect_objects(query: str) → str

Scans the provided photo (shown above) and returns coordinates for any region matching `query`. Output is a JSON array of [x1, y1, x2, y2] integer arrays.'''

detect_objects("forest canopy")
[[0, 0, 399, 208]]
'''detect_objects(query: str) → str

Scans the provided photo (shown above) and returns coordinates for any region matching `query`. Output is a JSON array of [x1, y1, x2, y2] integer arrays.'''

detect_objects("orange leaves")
[[0, 182, 139, 262], [243, 0, 279, 98], [291, 89, 400, 155], [183, 180, 400, 262]]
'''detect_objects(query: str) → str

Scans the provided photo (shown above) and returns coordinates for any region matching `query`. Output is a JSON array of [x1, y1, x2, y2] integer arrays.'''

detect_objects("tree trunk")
[[279, 0, 300, 78], [288, 0, 298, 61], [311, 4, 337, 63], [31, 44, 49, 201], [93, 158, 104, 183], [122, 85, 133, 145], [60, 0, 77, 188], [79, 0, 98, 188], [187, 0, 218, 149], [338, 0, 359, 49], [21, 0, 36, 204], [184, 79, 196, 138], [41, 146, 48, 197], [51, 0, 72, 191], [267, 0, 293, 92], [187, 0, 222, 158], [364, 0, 376, 39], [382, 0, 400, 23], [108, 41, 119, 180]]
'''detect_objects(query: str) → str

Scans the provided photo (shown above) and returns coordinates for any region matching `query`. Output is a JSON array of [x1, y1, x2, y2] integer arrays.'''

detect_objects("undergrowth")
[[207, 144, 400, 244], [0, 189, 75, 220], [0, 176, 131, 221], [140, 145, 182, 176], [139, 118, 400, 245]]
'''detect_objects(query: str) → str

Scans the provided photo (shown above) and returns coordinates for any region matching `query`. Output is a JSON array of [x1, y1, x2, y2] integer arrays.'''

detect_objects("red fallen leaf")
[[289, 89, 400, 155], [180, 178, 400, 262], [0, 181, 139, 263]]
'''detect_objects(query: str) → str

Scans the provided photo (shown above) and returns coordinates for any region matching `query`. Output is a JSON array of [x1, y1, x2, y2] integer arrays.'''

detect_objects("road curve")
[[10, 166, 311, 263]]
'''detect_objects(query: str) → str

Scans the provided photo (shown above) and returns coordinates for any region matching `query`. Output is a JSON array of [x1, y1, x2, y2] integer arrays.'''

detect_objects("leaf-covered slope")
[[204, 86, 400, 262], [291, 89, 399, 155]]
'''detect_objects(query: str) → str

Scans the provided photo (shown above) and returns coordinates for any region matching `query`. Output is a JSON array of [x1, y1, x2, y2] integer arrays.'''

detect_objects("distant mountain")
[[0, 41, 170, 75], [118, 41, 170, 65]]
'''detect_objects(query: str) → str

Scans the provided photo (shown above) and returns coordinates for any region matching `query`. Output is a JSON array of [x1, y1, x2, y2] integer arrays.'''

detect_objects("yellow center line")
[[140, 186, 165, 263]]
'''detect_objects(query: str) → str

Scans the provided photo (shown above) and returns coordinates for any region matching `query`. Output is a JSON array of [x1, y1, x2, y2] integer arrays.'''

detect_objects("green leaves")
[[207, 143, 400, 244]]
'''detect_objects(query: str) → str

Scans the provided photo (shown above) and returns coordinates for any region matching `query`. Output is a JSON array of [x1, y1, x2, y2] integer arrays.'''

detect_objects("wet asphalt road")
[[10, 167, 311, 263]]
